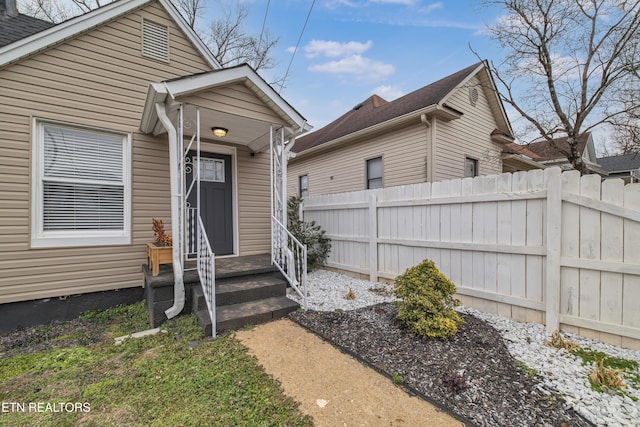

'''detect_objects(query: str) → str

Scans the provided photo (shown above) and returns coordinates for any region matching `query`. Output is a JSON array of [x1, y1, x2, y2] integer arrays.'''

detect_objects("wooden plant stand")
[[146, 242, 173, 276]]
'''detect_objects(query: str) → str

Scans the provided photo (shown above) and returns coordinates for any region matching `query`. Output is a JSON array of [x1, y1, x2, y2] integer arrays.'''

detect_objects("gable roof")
[[140, 64, 310, 151], [292, 61, 509, 155], [0, 14, 54, 48], [598, 152, 640, 173], [524, 133, 591, 162], [0, 0, 220, 69]]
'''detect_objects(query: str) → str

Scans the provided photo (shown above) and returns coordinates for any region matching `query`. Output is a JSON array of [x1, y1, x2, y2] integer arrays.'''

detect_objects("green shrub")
[[287, 196, 331, 271], [393, 259, 463, 339]]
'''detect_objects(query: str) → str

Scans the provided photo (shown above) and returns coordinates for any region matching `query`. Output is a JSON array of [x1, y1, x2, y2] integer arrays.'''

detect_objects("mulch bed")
[[290, 303, 593, 427]]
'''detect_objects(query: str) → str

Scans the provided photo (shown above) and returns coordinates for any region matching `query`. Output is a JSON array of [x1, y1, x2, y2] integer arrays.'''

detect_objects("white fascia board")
[[291, 105, 441, 162], [139, 83, 169, 134], [440, 63, 515, 138], [166, 65, 308, 133], [0, 0, 220, 71], [478, 66, 515, 137], [157, 0, 220, 70], [0, 0, 152, 67], [437, 63, 485, 107]]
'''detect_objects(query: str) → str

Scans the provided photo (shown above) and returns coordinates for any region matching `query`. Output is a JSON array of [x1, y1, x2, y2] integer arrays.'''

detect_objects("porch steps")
[[192, 267, 300, 335]]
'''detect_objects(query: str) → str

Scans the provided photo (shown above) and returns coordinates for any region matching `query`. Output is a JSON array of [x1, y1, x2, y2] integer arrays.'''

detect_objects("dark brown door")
[[187, 151, 233, 255]]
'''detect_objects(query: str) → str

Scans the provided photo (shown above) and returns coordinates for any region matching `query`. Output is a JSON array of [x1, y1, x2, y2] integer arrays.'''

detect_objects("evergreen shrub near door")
[[287, 196, 331, 271], [394, 259, 463, 339]]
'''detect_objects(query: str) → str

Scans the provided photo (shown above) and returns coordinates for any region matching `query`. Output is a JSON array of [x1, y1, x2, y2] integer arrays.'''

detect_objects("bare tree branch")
[[483, 0, 640, 174]]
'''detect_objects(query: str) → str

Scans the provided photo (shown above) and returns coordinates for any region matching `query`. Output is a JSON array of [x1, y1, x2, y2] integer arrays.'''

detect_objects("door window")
[[199, 158, 225, 182]]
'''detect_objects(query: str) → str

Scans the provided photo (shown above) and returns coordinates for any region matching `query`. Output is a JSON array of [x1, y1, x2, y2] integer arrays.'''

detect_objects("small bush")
[[393, 259, 463, 339], [287, 196, 331, 271], [546, 331, 579, 352], [590, 356, 626, 391], [345, 288, 356, 300]]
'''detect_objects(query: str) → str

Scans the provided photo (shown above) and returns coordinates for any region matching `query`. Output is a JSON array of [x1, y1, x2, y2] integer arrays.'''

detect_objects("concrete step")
[[216, 296, 300, 332], [192, 273, 287, 312], [216, 274, 287, 307], [195, 306, 213, 337], [192, 285, 206, 313]]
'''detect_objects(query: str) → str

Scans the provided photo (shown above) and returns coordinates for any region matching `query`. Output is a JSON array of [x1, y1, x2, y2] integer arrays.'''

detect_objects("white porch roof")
[[139, 64, 311, 151]]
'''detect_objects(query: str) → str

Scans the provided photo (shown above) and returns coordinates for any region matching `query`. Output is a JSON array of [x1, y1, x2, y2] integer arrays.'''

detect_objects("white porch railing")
[[185, 207, 197, 260], [272, 216, 307, 309], [196, 215, 216, 337]]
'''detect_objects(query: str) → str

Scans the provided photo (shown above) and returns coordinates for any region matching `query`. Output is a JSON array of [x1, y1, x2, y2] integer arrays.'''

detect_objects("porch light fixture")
[[211, 127, 228, 138]]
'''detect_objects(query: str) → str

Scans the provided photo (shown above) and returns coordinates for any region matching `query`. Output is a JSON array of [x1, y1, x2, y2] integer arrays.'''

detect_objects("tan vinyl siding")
[[288, 124, 428, 197], [0, 1, 211, 303], [237, 147, 271, 255], [434, 76, 503, 182], [179, 84, 286, 126]]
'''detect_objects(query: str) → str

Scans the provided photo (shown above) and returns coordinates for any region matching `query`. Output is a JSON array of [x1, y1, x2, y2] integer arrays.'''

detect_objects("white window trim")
[[366, 156, 383, 190], [30, 118, 132, 248]]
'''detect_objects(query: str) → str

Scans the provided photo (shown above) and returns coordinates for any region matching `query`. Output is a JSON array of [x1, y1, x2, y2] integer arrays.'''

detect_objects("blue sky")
[[231, 0, 505, 130]]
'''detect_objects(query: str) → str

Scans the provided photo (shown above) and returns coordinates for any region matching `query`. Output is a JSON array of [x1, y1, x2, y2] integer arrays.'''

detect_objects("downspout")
[[155, 102, 185, 319], [421, 113, 436, 182]]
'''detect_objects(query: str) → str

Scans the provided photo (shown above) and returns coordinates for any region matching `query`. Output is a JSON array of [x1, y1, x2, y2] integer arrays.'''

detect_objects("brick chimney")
[[0, 0, 19, 19]]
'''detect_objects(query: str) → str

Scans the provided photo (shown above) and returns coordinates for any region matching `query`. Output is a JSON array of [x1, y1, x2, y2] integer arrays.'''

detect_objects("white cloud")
[[372, 85, 404, 100], [370, 0, 416, 5], [309, 55, 395, 82], [304, 40, 373, 58], [420, 2, 443, 14]]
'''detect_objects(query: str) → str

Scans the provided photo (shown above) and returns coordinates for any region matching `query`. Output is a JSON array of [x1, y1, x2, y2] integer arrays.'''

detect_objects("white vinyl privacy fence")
[[301, 168, 640, 347]]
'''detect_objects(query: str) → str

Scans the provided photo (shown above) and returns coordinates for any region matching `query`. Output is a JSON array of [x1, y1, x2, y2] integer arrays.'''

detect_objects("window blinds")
[[42, 124, 125, 231]]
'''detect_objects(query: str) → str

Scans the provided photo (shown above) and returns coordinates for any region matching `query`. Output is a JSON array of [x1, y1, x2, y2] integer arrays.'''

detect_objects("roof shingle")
[[0, 14, 54, 48], [521, 133, 591, 161], [292, 61, 484, 154], [597, 152, 640, 173]]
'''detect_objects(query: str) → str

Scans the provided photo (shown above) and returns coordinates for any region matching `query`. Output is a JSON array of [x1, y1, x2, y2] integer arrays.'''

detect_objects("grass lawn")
[[0, 302, 313, 427]]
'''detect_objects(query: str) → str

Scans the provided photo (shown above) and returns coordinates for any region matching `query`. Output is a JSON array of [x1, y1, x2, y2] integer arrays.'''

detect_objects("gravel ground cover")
[[288, 269, 640, 427]]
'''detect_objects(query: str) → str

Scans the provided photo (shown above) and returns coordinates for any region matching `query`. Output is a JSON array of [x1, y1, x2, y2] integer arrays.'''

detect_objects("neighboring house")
[[501, 140, 546, 173], [287, 61, 516, 197], [508, 133, 606, 175], [0, 0, 308, 330], [598, 152, 640, 183]]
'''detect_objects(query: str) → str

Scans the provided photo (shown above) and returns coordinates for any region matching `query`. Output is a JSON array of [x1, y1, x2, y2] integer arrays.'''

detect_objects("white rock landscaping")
[[289, 269, 640, 427]]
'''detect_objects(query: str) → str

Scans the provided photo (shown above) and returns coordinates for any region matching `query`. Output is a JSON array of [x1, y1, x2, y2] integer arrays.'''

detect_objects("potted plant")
[[146, 218, 173, 276]]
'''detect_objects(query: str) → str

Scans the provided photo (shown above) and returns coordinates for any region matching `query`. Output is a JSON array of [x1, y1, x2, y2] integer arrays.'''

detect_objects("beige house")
[[288, 61, 527, 197], [0, 0, 309, 333]]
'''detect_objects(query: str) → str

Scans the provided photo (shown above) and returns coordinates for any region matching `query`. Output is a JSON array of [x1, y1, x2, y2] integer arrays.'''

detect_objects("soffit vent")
[[469, 87, 479, 107], [142, 19, 169, 62]]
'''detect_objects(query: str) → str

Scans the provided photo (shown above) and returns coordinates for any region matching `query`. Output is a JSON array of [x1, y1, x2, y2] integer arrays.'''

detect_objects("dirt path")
[[235, 319, 463, 427]]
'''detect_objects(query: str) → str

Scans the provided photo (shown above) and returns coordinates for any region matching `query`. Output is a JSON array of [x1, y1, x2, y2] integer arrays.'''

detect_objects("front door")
[[187, 151, 234, 255]]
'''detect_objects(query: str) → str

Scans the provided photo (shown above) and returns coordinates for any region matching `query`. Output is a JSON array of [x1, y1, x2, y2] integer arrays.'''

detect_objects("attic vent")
[[469, 87, 479, 107], [142, 19, 169, 62]]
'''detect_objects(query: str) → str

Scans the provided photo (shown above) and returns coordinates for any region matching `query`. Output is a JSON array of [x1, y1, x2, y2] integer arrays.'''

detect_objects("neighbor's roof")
[[502, 142, 544, 160], [524, 133, 591, 162], [597, 152, 640, 173], [0, 0, 220, 69], [0, 14, 54, 48], [292, 61, 485, 154]]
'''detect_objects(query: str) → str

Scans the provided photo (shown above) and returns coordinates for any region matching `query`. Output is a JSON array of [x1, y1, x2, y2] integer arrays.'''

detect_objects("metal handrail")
[[272, 215, 307, 309], [196, 215, 216, 337]]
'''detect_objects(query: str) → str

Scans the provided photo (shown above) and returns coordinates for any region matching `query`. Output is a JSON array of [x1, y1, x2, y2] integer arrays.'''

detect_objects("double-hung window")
[[31, 120, 131, 247], [299, 175, 309, 198], [366, 157, 383, 189], [465, 157, 478, 178]]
